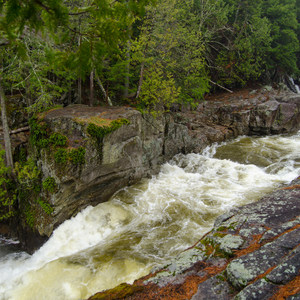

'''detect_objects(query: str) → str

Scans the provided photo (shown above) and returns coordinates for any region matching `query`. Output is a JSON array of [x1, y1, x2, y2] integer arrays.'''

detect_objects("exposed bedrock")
[[14, 88, 300, 252]]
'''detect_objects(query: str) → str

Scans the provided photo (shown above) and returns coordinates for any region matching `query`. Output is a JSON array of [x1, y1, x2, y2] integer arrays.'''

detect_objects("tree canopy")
[[0, 0, 299, 113]]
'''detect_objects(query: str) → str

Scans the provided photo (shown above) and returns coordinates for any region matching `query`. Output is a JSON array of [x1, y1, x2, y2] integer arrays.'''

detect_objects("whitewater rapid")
[[0, 132, 299, 300]]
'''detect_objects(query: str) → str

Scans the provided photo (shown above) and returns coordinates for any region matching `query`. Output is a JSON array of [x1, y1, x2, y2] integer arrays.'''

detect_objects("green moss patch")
[[29, 116, 85, 165], [86, 118, 130, 140], [42, 177, 57, 193]]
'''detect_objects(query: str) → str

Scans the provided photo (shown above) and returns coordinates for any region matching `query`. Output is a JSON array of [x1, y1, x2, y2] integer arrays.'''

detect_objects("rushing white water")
[[0, 132, 300, 300], [288, 76, 300, 93]]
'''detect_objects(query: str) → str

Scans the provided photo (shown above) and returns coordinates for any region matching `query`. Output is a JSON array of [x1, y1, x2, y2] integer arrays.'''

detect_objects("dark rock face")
[[16, 88, 300, 252], [88, 178, 300, 300]]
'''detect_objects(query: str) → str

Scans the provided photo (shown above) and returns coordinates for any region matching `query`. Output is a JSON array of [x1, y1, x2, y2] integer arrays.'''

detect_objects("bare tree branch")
[[209, 79, 233, 93]]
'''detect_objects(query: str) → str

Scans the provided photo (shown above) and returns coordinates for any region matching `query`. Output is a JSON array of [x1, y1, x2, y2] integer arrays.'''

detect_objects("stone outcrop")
[[12, 87, 300, 252], [88, 177, 300, 300]]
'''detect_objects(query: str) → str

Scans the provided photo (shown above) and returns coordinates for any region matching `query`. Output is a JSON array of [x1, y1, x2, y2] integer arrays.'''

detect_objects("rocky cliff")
[[88, 176, 300, 300], [12, 87, 300, 252]]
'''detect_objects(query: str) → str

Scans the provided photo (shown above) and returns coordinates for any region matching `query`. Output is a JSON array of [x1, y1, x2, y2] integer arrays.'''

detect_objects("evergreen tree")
[[263, 0, 299, 79]]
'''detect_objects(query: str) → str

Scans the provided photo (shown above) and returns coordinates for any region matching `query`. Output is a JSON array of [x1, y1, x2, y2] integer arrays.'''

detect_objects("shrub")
[[0, 148, 16, 221]]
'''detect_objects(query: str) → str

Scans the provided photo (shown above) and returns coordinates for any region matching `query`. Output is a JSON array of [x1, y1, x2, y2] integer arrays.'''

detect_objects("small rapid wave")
[[0, 132, 299, 300]]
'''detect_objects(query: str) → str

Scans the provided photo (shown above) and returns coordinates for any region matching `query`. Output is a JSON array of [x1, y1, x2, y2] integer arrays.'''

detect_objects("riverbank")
[[0, 86, 299, 254], [8, 86, 298, 253], [88, 176, 300, 300]]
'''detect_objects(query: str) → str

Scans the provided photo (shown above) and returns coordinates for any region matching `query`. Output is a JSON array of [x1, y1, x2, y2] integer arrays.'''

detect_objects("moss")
[[38, 105, 63, 119], [216, 226, 228, 232], [214, 232, 227, 238], [200, 237, 232, 259], [42, 177, 57, 193], [30, 116, 85, 166], [87, 118, 130, 140], [216, 273, 227, 282], [36, 197, 54, 215], [54, 148, 68, 164], [54, 147, 85, 165], [68, 147, 85, 165], [29, 117, 49, 150], [49, 132, 68, 147], [88, 283, 143, 300], [24, 207, 35, 228], [86, 118, 130, 159]]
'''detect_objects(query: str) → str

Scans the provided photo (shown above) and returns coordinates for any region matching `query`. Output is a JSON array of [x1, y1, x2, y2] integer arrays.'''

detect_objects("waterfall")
[[287, 76, 300, 93]]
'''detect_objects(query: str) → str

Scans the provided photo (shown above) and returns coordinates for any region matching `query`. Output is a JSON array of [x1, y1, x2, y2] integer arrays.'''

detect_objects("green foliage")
[[54, 148, 68, 164], [36, 197, 54, 215], [138, 63, 181, 115], [29, 116, 85, 165], [14, 159, 40, 192], [14, 146, 27, 164], [213, 0, 299, 85], [42, 177, 57, 193], [263, 0, 299, 75], [29, 117, 49, 149], [49, 132, 67, 147], [0, 0, 69, 35], [30, 116, 68, 149], [68, 147, 85, 165], [0, 148, 15, 221], [133, 0, 210, 110], [0, 0, 299, 120], [54, 147, 85, 165], [24, 207, 35, 228]]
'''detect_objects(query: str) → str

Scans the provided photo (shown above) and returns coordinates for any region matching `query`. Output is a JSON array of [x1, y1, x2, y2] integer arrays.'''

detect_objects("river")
[[0, 132, 299, 300]]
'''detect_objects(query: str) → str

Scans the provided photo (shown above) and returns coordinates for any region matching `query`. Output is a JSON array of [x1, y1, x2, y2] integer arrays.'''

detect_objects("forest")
[[0, 0, 300, 221]]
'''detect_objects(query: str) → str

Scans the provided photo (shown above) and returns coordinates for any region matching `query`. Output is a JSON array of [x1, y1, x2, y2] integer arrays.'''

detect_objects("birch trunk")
[[136, 61, 145, 99], [90, 70, 94, 106], [95, 72, 113, 106]]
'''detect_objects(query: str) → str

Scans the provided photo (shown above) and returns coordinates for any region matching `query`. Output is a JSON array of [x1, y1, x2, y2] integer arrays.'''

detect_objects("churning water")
[[0, 132, 299, 300]]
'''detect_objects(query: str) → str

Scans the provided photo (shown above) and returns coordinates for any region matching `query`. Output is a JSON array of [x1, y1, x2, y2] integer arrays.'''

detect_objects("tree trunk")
[[78, 32, 82, 104], [78, 77, 82, 104], [136, 61, 145, 99], [0, 78, 13, 168], [124, 40, 130, 98], [95, 72, 113, 106], [90, 70, 94, 106]]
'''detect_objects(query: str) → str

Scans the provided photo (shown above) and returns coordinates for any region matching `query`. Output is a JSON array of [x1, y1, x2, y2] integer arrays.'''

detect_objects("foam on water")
[[0, 132, 299, 300]]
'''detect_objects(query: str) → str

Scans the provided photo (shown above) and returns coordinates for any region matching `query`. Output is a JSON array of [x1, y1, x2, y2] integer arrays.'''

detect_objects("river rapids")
[[0, 132, 300, 300]]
